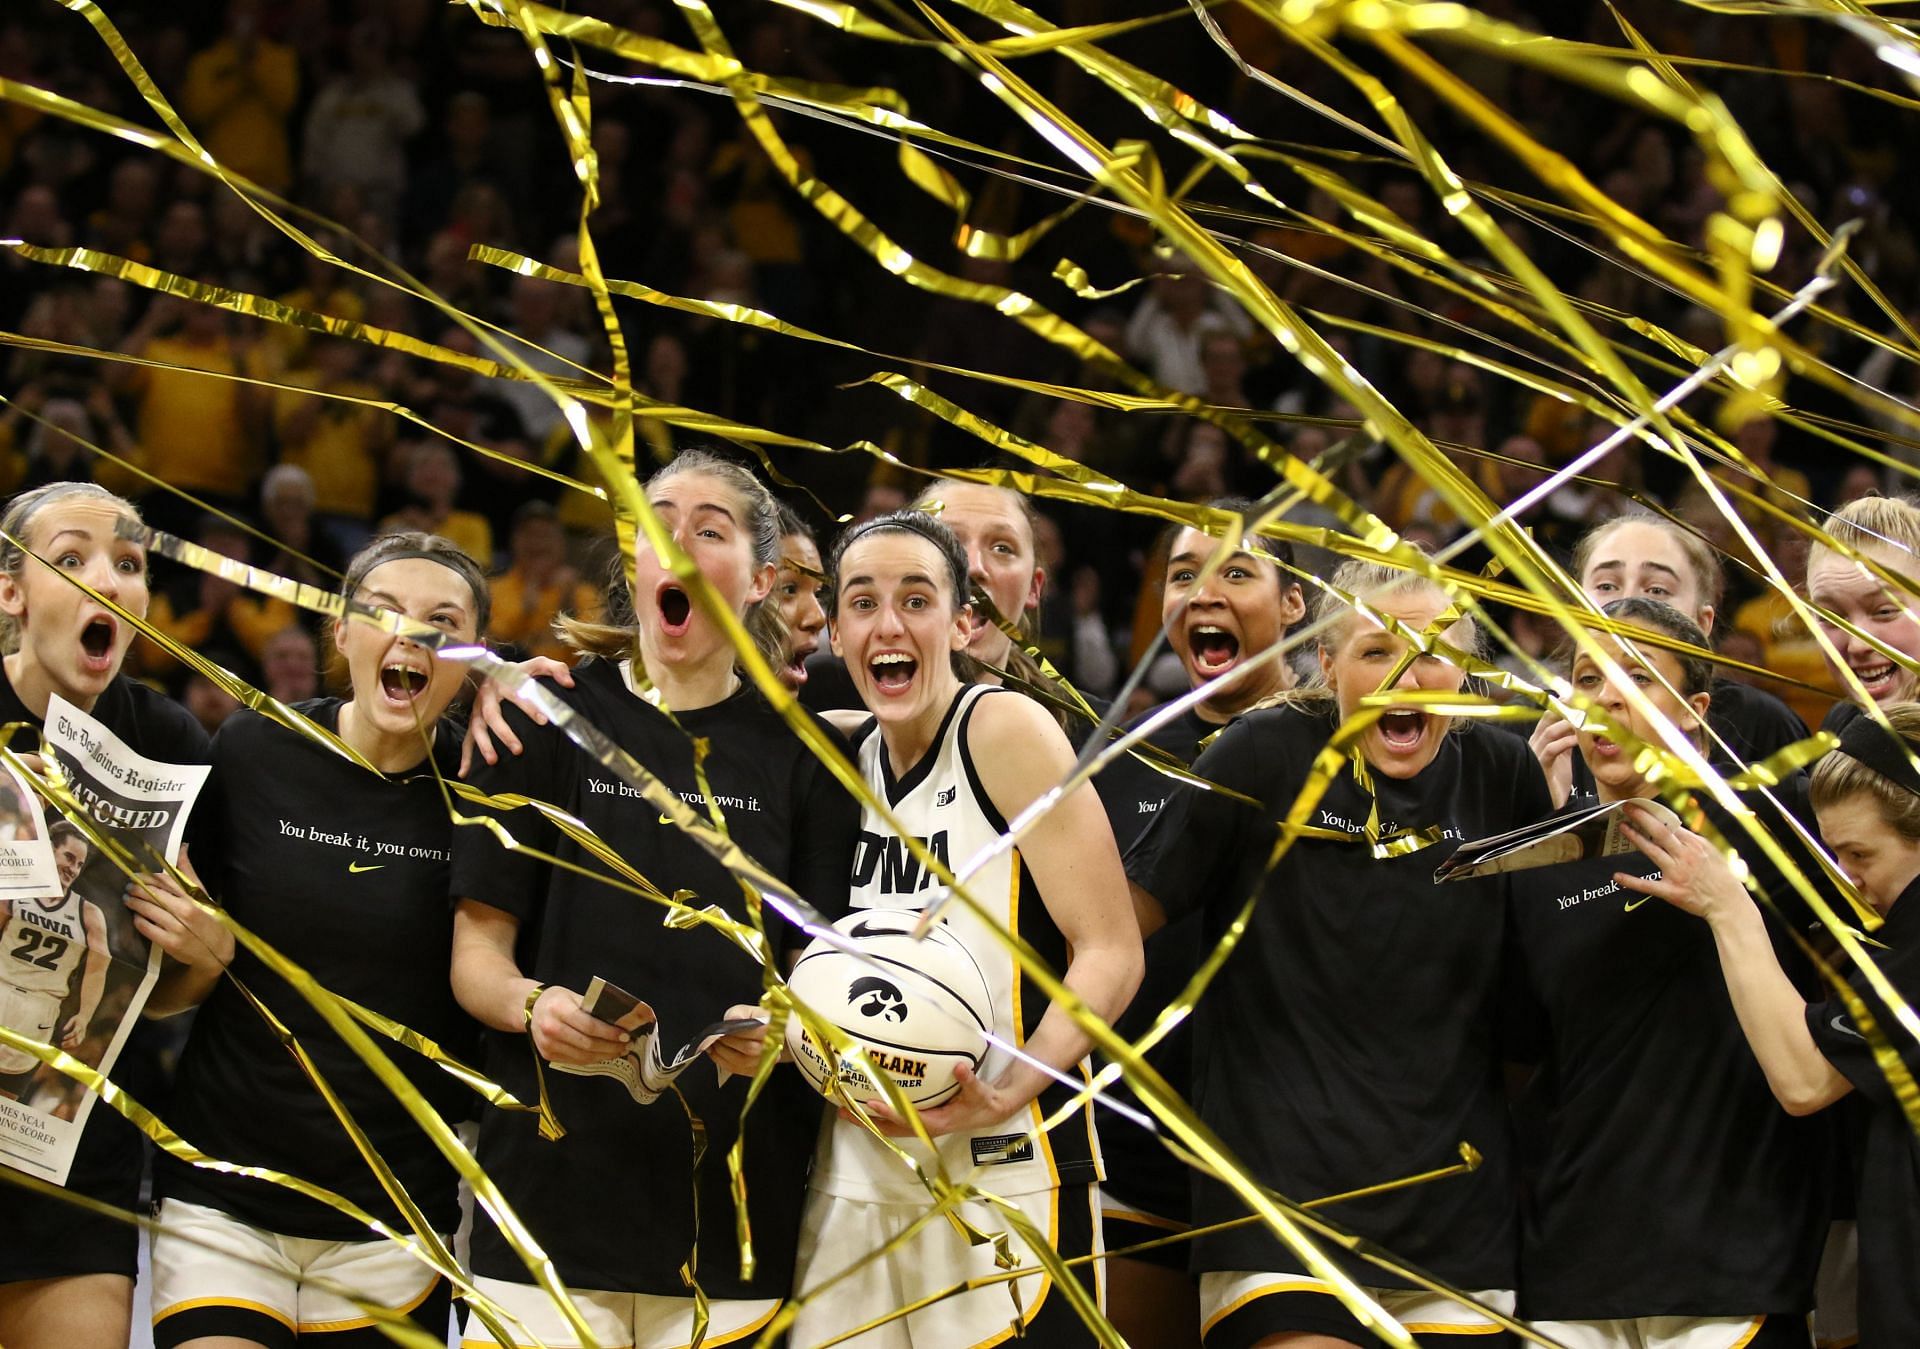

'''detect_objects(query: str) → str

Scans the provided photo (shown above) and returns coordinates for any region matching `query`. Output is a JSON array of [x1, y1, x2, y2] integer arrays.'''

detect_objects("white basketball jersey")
[[813, 684, 1101, 1204], [2, 891, 89, 997]]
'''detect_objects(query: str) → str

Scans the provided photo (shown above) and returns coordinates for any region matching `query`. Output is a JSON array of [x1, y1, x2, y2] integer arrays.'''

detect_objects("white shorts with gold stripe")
[[1525, 1315, 1782, 1349], [790, 1183, 1104, 1349], [149, 1198, 445, 1345], [1199, 1269, 1514, 1346], [462, 1277, 780, 1349]]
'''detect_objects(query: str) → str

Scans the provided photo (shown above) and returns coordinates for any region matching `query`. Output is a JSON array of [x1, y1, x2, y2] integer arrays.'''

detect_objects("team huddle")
[[0, 463, 1915, 1349]]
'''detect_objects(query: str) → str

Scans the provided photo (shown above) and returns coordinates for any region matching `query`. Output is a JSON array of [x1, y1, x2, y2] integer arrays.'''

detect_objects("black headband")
[[840, 512, 954, 556], [1835, 715, 1920, 797], [349, 548, 479, 587]]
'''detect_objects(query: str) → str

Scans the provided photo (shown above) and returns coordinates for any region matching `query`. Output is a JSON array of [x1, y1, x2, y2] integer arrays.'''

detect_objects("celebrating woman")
[[1506, 598, 1826, 1346], [1093, 501, 1306, 1349], [1128, 553, 1553, 1346], [791, 509, 1142, 1346], [1807, 495, 1920, 731], [145, 532, 491, 1345], [0, 482, 212, 1349], [450, 449, 858, 1348]]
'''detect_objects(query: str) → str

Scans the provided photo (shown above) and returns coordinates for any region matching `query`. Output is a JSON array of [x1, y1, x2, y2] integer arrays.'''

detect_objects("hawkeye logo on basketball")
[[852, 829, 950, 895]]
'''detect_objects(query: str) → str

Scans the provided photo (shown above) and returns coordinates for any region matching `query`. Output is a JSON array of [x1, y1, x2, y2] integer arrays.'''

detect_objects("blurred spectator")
[[83, 158, 160, 262], [182, 668, 244, 736], [271, 335, 392, 554], [495, 274, 594, 445], [301, 20, 424, 229], [180, 0, 300, 196], [111, 296, 263, 528], [379, 440, 495, 566], [1125, 259, 1253, 394], [260, 625, 321, 705], [257, 463, 345, 595], [0, 389, 131, 496], [140, 517, 295, 683], [486, 502, 601, 662], [404, 326, 540, 536]]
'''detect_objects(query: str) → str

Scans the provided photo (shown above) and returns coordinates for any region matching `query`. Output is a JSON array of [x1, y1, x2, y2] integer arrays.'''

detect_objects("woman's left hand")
[[845, 1063, 1021, 1139], [1613, 801, 1752, 924]]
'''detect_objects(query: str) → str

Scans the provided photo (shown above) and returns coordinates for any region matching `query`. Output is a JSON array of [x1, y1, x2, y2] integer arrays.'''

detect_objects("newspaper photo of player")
[[0, 695, 207, 1182], [0, 821, 107, 1101]]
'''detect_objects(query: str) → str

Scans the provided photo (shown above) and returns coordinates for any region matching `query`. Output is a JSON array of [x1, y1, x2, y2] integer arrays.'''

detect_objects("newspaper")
[[0, 759, 64, 902], [0, 696, 208, 1185], [552, 976, 763, 1105], [1433, 798, 1680, 883]]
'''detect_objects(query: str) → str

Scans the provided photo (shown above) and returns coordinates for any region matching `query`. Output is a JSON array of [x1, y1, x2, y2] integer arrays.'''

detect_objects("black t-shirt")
[[1127, 706, 1553, 1286], [1806, 878, 1920, 1347], [1708, 678, 1811, 766], [156, 701, 478, 1239], [1507, 795, 1828, 1319], [449, 661, 859, 1297], [1091, 702, 1219, 1219], [0, 666, 208, 1214]]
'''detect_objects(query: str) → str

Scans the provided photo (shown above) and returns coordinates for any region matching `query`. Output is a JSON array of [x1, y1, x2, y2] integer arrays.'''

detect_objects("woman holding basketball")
[[143, 532, 491, 1346], [450, 449, 859, 1348], [1506, 598, 1826, 1346], [1128, 552, 1553, 1348], [0, 482, 214, 1349], [1622, 701, 1920, 1345], [790, 509, 1142, 1348], [1093, 500, 1306, 1349]]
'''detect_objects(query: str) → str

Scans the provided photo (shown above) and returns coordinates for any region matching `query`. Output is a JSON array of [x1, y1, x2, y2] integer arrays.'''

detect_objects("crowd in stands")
[[0, 0, 1912, 731]]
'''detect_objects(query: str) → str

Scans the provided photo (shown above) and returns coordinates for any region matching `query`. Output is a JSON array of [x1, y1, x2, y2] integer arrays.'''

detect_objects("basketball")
[[786, 908, 993, 1109]]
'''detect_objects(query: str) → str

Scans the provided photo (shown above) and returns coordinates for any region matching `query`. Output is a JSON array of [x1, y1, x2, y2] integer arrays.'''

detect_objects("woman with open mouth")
[[772, 500, 827, 693], [791, 509, 1142, 1347], [449, 449, 859, 1349], [1505, 598, 1827, 1348], [1126, 552, 1555, 1348], [1807, 495, 1920, 735], [1092, 497, 1306, 1349], [143, 532, 491, 1348], [1619, 701, 1920, 1347], [0, 481, 212, 1349]]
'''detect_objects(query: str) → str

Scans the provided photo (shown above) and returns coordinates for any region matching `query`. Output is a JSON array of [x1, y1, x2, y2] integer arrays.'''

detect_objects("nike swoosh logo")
[[347, 862, 385, 874], [848, 915, 916, 939], [1831, 1014, 1866, 1041], [659, 813, 676, 825]]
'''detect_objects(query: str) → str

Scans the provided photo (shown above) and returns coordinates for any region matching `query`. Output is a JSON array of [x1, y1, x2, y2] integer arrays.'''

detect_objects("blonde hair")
[[1810, 495, 1920, 577], [557, 450, 788, 671], [1261, 551, 1479, 711], [1811, 702, 1920, 842], [0, 482, 144, 656]]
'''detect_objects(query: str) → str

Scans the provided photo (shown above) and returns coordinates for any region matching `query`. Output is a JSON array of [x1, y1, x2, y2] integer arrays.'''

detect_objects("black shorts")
[[0, 1149, 141, 1285], [1100, 1188, 1193, 1274]]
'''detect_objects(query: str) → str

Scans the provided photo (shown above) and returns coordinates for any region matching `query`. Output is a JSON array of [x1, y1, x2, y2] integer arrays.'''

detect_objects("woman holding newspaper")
[[1125, 551, 1552, 1347], [0, 482, 212, 1349], [140, 532, 491, 1346], [1505, 598, 1829, 1347], [449, 450, 859, 1348]]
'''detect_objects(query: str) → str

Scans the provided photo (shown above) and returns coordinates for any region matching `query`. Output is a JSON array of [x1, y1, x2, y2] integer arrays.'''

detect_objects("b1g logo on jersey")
[[852, 829, 950, 895]]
